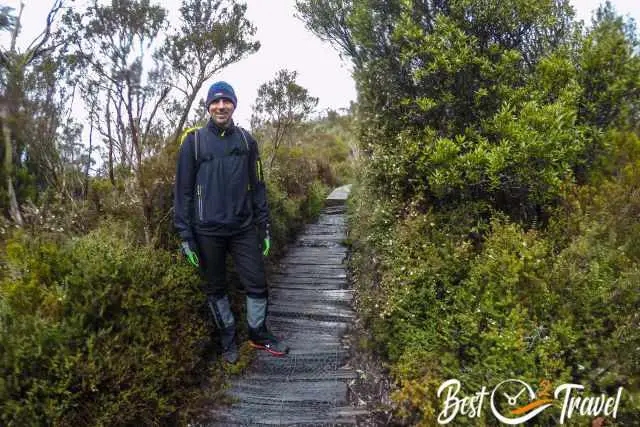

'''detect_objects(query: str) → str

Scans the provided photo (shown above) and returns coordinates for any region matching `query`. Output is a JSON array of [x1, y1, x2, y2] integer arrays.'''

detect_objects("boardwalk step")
[[268, 317, 349, 336], [246, 369, 358, 382], [270, 272, 347, 282], [322, 206, 346, 215], [269, 302, 355, 322], [297, 235, 346, 242], [249, 349, 350, 375], [316, 216, 346, 224], [270, 281, 349, 290], [295, 240, 345, 248], [228, 380, 348, 405], [269, 275, 348, 289], [277, 265, 346, 276], [269, 288, 353, 303], [279, 257, 346, 265], [209, 405, 367, 426], [284, 250, 348, 259]]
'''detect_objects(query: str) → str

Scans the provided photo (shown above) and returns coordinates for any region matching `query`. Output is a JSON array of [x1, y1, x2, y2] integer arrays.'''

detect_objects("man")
[[174, 81, 288, 363]]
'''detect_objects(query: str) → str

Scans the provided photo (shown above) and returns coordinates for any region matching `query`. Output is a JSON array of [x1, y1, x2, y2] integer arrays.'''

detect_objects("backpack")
[[182, 126, 256, 190], [192, 126, 250, 164]]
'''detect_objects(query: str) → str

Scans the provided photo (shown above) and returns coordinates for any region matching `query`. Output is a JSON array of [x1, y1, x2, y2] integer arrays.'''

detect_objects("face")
[[208, 98, 235, 127]]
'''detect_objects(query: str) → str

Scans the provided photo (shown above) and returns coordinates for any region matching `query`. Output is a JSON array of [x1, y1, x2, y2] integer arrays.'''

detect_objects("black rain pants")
[[194, 226, 268, 299]]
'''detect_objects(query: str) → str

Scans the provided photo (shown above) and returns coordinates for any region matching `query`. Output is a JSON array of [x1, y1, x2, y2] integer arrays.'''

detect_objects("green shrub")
[[0, 223, 212, 425], [301, 180, 329, 220], [349, 167, 640, 424]]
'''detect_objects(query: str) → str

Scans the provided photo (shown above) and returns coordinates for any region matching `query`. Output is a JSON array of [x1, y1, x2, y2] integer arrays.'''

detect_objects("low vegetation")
[[297, 0, 640, 424]]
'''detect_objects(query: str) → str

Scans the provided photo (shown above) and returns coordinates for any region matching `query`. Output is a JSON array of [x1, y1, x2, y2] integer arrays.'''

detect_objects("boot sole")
[[249, 340, 288, 356]]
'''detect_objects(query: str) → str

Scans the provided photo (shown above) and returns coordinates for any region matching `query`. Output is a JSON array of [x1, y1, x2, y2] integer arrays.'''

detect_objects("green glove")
[[262, 237, 271, 257], [258, 223, 271, 257], [180, 240, 199, 268]]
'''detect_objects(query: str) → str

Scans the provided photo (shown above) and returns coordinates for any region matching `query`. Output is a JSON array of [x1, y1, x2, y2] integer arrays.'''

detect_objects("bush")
[[301, 180, 329, 219], [265, 173, 329, 259], [349, 157, 640, 424], [0, 223, 213, 425]]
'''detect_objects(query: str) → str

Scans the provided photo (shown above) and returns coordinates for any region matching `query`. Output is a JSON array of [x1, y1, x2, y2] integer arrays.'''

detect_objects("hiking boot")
[[207, 295, 238, 364], [249, 326, 289, 356], [222, 339, 239, 364], [246, 296, 288, 356]]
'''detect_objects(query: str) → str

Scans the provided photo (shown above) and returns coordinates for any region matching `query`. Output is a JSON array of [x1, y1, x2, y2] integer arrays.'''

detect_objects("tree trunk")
[[126, 85, 152, 245], [2, 105, 23, 226], [173, 89, 199, 144], [105, 91, 116, 186], [84, 112, 94, 199], [1, 3, 25, 226]]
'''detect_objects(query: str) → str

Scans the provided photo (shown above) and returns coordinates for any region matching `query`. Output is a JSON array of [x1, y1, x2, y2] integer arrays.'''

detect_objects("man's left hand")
[[258, 222, 271, 257], [180, 240, 200, 268]]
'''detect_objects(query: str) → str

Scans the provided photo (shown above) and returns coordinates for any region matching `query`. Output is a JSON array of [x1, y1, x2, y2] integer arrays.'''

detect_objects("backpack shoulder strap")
[[237, 126, 250, 152], [179, 126, 199, 145], [179, 126, 201, 163], [237, 126, 255, 191], [194, 127, 200, 162], [240, 128, 264, 182]]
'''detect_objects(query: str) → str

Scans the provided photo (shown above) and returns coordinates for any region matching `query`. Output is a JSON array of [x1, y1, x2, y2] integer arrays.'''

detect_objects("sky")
[[2, 0, 357, 128], [2, 0, 640, 128]]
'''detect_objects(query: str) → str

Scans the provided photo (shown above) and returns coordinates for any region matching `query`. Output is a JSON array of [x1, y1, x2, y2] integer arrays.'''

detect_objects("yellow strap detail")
[[179, 127, 200, 145]]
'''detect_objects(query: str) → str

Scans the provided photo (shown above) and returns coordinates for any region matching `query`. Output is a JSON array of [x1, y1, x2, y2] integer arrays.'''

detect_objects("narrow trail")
[[210, 185, 367, 426]]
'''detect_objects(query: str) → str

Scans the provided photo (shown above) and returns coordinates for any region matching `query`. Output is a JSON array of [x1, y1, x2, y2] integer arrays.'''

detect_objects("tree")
[[577, 1, 640, 130], [295, 0, 362, 68], [251, 69, 318, 166], [0, 6, 15, 33], [296, 0, 410, 143], [160, 0, 260, 143], [0, 0, 67, 226], [65, 0, 169, 244]]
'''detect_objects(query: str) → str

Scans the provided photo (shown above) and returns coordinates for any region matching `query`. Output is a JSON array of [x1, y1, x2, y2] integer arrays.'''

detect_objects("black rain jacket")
[[174, 119, 270, 240]]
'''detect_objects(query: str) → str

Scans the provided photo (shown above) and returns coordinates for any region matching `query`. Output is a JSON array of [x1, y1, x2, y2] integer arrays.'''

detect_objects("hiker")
[[174, 81, 289, 363]]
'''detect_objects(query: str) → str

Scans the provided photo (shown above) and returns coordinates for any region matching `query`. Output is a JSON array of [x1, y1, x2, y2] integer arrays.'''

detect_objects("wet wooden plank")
[[279, 258, 346, 266], [284, 249, 348, 258], [229, 380, 348, 405], [269, 288, 353, 303], [269, 281, 349, 290], [210, 405, 366, 426], [269, 302, 355, 322], [277, 264, 346, 275], [269, 274, 347, 285]]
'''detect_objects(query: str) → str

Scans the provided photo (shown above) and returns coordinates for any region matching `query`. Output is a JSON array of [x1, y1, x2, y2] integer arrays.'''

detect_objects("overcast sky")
[[3, 0, 640, 128]]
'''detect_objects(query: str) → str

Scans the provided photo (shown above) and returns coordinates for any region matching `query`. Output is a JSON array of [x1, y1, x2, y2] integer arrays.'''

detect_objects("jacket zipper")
[[197, 185, 204, 221]]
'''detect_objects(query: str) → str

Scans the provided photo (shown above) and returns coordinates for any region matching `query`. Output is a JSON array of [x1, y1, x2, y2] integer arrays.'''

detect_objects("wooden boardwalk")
[[209, 186, 365, 426]]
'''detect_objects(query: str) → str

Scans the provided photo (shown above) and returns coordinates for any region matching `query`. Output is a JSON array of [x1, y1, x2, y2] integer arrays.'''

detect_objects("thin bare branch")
[[142, 87, 170, 147], [9, 2, 24, 53], [24, 0, 64, 63]]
